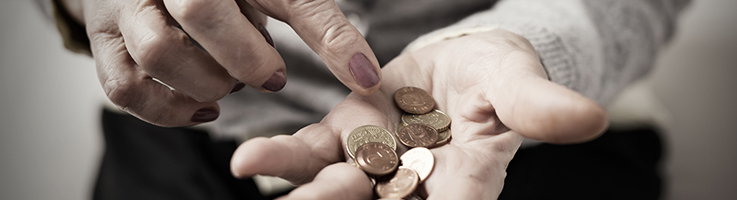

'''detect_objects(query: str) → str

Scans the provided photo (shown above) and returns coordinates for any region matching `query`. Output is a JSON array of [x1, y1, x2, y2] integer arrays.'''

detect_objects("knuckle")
[[319, 17, 360, 55], [133, 32, 190, 76], [289, 0, 362, 54], [229, 47, 278, 83], [193, 85, 230, 102], [131, 32, 171, 72], [103, 78, 140, 111], [168, 0, 212, 20]]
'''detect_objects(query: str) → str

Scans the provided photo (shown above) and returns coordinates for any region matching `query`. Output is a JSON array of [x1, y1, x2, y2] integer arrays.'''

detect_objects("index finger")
[[246, 0, 382, 96]]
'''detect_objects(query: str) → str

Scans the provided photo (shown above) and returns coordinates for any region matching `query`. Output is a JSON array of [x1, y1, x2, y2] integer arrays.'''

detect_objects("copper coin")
[[401, 110, 451, 132], [400, 147, 434, 183], [355, 142, 400, 176], [431, 129, 451, 148], [346, 125, 397, 159], [394, 87, 435, 115], [397, 124, 438, 148], [376, 166, 420, 198]]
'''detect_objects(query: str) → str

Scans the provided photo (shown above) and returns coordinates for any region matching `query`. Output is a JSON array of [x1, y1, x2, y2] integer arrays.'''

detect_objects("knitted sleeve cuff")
[[402, 0, 602, 102]]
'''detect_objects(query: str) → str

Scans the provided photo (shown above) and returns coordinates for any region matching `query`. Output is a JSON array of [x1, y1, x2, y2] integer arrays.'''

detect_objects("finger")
[[118, 2, 237, 102], [247, 0, 382, 96], [486, 36, 608, 143], [235, 0, 268, 29], [230, 124, 343, 184], [89, 29, 221, 127], [164, 0, 287, 92], [277, 163, 373, 200]]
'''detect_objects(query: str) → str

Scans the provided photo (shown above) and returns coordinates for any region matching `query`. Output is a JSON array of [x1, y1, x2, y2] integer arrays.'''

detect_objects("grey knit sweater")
[[45, 0, 691, 139]]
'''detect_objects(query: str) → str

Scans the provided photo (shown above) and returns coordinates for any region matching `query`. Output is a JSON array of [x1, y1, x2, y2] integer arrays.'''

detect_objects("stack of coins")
[[346, 87, 452, 199]]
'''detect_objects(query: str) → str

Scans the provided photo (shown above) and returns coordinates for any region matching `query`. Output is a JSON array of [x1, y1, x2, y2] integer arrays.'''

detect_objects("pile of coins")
[[346, 86, 453, 199]]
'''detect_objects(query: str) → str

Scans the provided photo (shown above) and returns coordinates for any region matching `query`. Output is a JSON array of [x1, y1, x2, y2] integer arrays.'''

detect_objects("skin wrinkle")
[[148, 97, 170, 124], [492, 51, 523, 131], [172, 0, 227, 26], [228, 43, 274, 84], [123, 7, 167, 68], [288, 127, 339, 184], [103, 53, 144, 112], [321, 18, 354, 55], [293, 141, 318, 184], [277, 136, 312, 183], [288, 0, 329, 22], [135, 31, 172, 76], [305, 126, 342, 164], [441, 147, 495, 192]]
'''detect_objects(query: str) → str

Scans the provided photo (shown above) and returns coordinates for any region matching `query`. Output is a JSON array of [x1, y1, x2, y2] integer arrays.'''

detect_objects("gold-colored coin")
[[431, 129, 451, 148], [346, 125, 397, 159], [395, 122, 406, 136], [400, 147, 434, 183], [401, 110, 451, 132], [375, 166, 420, 199]]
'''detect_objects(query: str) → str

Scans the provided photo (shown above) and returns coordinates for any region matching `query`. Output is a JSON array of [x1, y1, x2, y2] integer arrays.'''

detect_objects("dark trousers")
[[93, 109, 272, 200], [500, 127, 663, 199], [93, 109, 662, 199]]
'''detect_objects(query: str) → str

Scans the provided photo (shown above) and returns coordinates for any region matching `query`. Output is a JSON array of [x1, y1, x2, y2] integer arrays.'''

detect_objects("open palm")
[[231, 30, 608, 199]]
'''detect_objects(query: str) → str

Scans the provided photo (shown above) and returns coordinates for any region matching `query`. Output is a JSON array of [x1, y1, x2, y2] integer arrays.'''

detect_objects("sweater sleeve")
[[404, 0, 691, 105]]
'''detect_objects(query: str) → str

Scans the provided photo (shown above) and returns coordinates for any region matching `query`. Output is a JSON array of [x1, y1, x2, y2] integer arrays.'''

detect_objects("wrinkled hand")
[[61, 0, 381, 126], [230, 29, 608, 199]]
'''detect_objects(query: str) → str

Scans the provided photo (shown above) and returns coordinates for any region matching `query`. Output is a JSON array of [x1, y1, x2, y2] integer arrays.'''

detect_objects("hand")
[[61, 0, 382, 126], [230, 29, 608, 199]]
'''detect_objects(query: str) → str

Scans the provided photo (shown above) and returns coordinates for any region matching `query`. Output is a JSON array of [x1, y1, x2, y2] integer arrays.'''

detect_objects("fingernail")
[[349, 53, 379, 88], [261, 71, 287, 92], [230, 82, 246, 94], [191, 108, 219, 123], [257, 23, 275, 48]]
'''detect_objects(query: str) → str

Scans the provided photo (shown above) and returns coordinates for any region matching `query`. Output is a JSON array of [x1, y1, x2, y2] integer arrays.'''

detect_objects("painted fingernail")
[[257, 23, 275, 48], [349, 53, 380, 88], [230, 82, 246, 94], [191, 108, 219, 123], [261, 71, 287, 92]]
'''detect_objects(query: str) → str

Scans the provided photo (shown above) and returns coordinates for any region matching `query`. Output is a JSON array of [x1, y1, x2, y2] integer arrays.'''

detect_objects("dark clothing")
[[94, 109, 288, 200], [94, 109, 662, 199], [501, 127, 663, 200]]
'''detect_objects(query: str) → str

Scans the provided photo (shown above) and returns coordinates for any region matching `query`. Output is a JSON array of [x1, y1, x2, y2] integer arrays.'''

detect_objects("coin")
[[395, 122, 406, 136], [394, 87, 435, 115], [404, 193, 424, 200], [355, 142, 400, 176], [400, 147, 434, 183], [376, 166, 420, 199], [401, 110, 451, 132], [346, 125, 397, 159], [431, 129, 451, 148], [397, 124, 438, 148]]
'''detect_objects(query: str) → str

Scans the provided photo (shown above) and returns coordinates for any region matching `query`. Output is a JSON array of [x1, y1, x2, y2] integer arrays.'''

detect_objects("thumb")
[[487, 51, 608, 144], [246, 0, 381, 96]]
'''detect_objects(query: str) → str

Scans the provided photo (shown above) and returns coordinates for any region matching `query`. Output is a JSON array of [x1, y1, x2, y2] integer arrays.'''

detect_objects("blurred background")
[[0, 0, 735, 199]]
